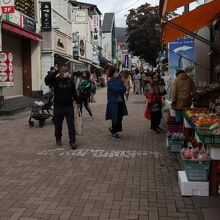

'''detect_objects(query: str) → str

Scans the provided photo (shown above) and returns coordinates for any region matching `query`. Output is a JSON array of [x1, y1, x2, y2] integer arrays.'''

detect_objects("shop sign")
[[55, 34, 67, 53], [75, 10, 87, 23], [22, 15, 36, 33], [92, 15, 100, 45], [1, 0, 15, 14], [0, 52, 13, 87], [5, 9, 22, 26], [41, 2, 52, 31]]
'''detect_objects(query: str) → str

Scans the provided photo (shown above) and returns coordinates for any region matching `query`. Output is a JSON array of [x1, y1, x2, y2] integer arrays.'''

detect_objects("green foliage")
[[126, 3, 161, 66]]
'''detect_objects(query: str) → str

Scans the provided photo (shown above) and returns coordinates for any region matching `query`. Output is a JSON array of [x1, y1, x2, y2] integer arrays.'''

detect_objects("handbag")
[[144, 106, 151, 120], [75, 109, 82, 136]]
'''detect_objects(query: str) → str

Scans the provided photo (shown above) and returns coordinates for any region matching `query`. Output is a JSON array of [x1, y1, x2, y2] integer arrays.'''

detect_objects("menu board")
[[15, 0, 35, 19]]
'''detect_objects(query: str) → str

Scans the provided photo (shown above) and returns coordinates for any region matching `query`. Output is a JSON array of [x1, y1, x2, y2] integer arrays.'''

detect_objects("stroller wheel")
[[39, 120, 45, 128], [29, 121, 34, 127]]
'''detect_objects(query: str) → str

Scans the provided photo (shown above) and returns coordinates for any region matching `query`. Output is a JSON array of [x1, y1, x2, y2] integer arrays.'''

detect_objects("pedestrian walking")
[[146, 74, 166, 133], [45, 65, 80, 149], [90, 72, 97, 102], [122, 70, 132, 101], [172, 70, 196, 122], [133, 69, 141, 94], [106, 67, 128, 141], [78, 71, 93, 118]]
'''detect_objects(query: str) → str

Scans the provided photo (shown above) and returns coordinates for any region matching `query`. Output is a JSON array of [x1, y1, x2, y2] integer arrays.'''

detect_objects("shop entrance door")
[[22, 39, 32, 96]]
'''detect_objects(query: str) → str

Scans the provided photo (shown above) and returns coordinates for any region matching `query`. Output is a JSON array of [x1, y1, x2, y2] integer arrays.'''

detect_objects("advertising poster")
[[0, 52, 13, 87], [168, 35, 195, 78]]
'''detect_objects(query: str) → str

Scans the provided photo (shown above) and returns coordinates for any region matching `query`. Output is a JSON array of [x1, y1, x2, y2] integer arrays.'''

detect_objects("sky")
[[78, 0, 160, 27]]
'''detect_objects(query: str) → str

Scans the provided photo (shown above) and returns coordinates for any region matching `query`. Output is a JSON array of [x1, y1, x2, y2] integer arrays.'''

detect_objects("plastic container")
[[182, 156, 211, 181], [168, 138, 185, 152]]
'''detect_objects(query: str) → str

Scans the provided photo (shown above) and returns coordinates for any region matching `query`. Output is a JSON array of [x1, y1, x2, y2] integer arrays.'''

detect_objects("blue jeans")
[[175, 110, 183, 123]]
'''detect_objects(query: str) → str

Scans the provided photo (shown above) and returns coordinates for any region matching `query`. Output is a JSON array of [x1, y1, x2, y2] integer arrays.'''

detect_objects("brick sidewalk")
[[0, 88, 199, 220]]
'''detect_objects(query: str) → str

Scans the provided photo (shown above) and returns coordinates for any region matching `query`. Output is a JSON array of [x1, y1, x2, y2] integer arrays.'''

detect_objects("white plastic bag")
[[75, 109, 82, 136]]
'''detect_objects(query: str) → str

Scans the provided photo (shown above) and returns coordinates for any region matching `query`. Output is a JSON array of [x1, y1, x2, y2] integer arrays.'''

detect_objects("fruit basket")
[[195, 129, 220, 144], [181, 146, 211, 181], [181, 157, 211, 181], [167, 132, 185, 152], [168, 138, 185, 152]]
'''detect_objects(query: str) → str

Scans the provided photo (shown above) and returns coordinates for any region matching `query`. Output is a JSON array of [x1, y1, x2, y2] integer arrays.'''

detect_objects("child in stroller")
[[28, 92, 54, 127]]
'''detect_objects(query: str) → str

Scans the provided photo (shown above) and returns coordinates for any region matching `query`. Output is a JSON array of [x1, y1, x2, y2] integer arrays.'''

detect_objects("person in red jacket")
[[147, 80, 163, 134]]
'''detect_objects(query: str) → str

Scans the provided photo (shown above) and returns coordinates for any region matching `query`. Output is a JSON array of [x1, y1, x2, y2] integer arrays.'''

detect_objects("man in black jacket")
[[45, 65, 80, 149]]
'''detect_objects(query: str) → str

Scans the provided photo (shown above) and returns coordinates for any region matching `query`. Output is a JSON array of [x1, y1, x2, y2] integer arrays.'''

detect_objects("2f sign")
[[1, 0, 15, 14]]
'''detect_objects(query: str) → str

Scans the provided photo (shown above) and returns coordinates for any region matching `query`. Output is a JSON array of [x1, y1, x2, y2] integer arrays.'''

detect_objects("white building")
[[69, 1, 102, 71], [102, 13, 117, 64], [41, 0, 75, 93]]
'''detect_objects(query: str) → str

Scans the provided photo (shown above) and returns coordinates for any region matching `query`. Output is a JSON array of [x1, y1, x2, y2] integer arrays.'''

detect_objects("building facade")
[[70, 1, 102, 71], [0, 0, 42, 99], [41, 0, 74, 93]]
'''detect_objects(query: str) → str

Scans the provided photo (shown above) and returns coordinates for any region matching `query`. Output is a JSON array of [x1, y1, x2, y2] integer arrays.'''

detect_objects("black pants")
[[54, 106, 76, 143], [151, 111, 162, 130], [80, 96, 92, 116], [112, 102, 123, 134]]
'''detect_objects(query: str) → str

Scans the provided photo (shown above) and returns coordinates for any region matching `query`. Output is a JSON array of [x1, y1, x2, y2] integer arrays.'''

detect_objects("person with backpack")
[[78, 70, 93, 118]]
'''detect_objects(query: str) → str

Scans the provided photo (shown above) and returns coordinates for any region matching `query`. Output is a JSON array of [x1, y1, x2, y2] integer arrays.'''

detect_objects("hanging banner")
[[168, 35, 195, 78], [0, 52, 13, 87], [92, 15, 100, 45], [1, 0, 15, 14], [41, 2, 52, 31]]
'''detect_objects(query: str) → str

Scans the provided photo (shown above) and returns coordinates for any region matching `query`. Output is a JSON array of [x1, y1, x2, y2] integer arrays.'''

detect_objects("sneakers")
[[56, 140, 63, 146], [108, 127, 113, 135], [112, 133, 120, 141], [157, 127, 163, 132], [69, 142, 78, 150]]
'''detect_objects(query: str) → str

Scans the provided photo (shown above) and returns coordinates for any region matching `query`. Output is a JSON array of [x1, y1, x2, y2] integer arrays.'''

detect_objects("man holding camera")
[[45, 65, 80, 149]]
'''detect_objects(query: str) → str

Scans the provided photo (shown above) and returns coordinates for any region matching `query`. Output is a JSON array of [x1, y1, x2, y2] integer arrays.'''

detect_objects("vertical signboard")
[[168, 35, 195, 78], [41, 2, 52, 31], [124, 54, 129, 69], [0, 52, 13, 87], [1, 0, 15, 13], [92, 15, 100, 45]]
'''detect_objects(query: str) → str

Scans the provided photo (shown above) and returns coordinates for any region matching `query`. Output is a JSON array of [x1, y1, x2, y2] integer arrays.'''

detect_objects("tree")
[[126, 3, 161, 66]]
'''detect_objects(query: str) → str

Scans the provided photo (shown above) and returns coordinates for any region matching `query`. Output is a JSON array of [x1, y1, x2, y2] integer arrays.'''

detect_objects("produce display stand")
[[183, 110, 220, 194]]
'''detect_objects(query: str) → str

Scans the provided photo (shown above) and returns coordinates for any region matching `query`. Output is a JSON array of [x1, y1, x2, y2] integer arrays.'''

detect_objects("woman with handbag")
[[106, 67, 128, 141]]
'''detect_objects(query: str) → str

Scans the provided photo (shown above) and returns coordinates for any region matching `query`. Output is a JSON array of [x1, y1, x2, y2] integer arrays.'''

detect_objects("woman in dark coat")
[[106, 67, 128, 140]]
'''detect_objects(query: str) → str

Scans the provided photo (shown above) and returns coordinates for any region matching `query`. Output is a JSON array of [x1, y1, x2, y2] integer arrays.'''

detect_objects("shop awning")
[[161, 0, 196, 16], [92, 63, 102, 69], [2, 21, 42, 41], [55, 53, 83, 64], [80, 59, 93, 65], [162, 0, 220, 44], [67, 58, 83, 64]]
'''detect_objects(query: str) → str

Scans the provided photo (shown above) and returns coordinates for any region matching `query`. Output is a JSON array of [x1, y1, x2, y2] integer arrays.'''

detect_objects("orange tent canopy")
[[162, 0, 196, 15], [162, 0, 220, 44]]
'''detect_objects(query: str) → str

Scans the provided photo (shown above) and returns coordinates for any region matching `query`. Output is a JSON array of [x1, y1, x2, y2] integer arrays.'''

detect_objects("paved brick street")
[[0, 88, 199, 220]]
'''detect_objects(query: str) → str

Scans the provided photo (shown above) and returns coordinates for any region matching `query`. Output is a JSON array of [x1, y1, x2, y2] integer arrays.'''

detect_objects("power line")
[[129, 16, 154, 34], [114, 0, 141, 14]]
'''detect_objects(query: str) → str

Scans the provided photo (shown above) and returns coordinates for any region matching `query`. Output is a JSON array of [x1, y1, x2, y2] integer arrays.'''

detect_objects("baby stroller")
[[28, 92, 54, 128]]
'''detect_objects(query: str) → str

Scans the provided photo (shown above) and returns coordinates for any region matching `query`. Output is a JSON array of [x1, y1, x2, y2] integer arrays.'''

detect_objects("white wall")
[[102, 33, 112, 61], [72, 9, 92, 43], [41, 53, 54, 93]]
